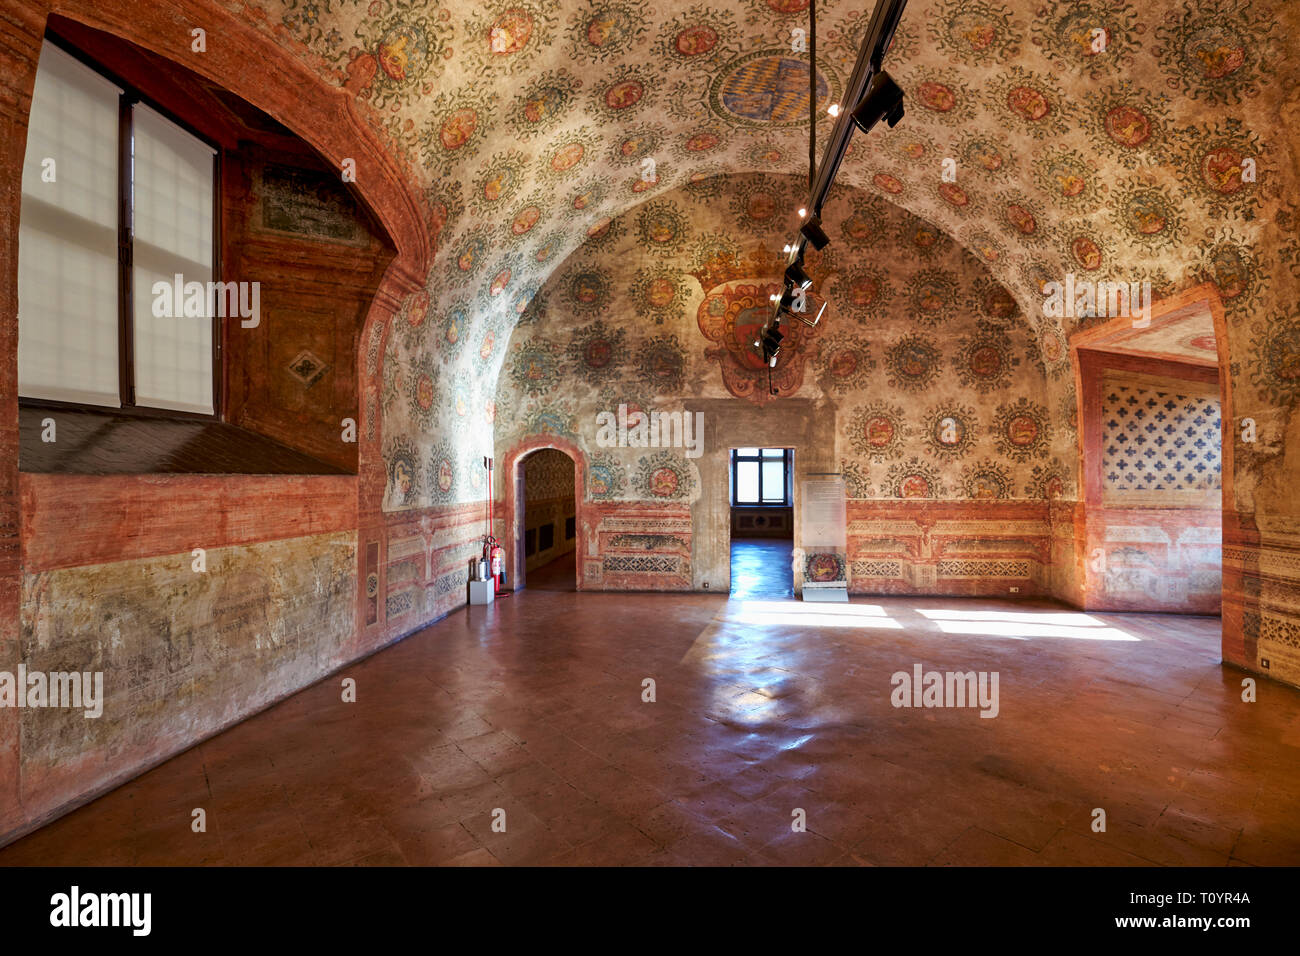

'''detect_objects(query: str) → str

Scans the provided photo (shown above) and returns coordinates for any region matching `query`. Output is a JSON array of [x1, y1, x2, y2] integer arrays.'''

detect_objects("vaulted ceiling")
[[262, 0, 1299, 509]]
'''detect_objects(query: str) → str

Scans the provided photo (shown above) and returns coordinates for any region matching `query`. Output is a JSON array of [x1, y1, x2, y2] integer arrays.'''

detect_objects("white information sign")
[[801, 477, 847, 550], [800, 476, 848, 601]]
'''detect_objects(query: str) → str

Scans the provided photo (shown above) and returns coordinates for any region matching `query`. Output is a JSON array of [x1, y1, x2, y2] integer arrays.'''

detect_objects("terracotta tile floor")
[[2, 591, 1298, 867], [525, 551, 576, 591], [730, 538, 794, 599]]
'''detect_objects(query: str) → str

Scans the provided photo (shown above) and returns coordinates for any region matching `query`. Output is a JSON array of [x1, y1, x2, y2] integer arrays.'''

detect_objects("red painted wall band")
[[20, 473, 358, 572]]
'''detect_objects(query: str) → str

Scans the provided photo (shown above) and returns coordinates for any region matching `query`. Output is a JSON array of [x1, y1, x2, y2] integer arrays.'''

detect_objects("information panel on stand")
[[800, 476, 849, 601]]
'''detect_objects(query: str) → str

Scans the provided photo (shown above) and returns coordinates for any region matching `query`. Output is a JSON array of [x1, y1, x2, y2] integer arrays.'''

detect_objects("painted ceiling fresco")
[[494, 173, 1063, 503], [244, 0, 1299, 512], [1091, 299, 1219, 365]]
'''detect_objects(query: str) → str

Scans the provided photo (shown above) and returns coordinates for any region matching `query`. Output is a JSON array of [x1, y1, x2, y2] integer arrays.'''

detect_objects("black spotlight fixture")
[[758, 321, 784, 368], [784, 261, 813, 291], [851, 69, 905, 134], [799, 215, 831, 251], [768, 285, 796, 312]]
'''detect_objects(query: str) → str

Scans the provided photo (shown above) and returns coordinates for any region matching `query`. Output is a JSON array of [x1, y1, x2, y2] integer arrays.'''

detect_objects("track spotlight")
[[763, 0, 910, 359], [851, 70, 905, 134], [758, 321, 784, 367], [765, 286, 796, 316], [800, 215, 831, 251], [785, 261, 812, 291]]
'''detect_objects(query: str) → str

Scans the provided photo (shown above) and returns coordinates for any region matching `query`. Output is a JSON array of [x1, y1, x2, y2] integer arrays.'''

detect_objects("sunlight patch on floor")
[[919, 609, 1140, 642], [918, 609, 1110, 626], [725, 599, 902, 629]]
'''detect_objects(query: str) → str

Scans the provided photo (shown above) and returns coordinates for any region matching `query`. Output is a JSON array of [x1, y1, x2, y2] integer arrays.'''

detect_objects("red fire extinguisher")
[[490, 539, 505, 593], [482, 534, 506, 594]]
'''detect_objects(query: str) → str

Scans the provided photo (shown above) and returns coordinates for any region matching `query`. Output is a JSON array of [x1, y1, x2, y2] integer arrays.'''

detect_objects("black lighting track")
[[758, 0, 910, 377]]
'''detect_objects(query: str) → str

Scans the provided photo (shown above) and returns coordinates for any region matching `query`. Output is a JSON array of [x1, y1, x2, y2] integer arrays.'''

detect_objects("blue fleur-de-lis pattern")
[[1102, 384, 1221, 493]]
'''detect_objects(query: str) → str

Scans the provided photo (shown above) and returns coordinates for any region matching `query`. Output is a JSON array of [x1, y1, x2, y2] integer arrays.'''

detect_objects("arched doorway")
[[503, 439, 586, 592], [518, 449, 577, 591]]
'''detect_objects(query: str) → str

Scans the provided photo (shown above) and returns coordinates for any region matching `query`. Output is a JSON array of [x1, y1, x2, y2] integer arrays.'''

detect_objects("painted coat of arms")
[[696, 280, 822, 404]]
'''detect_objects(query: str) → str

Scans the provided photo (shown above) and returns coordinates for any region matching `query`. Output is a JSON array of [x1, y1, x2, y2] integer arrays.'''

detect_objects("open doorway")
[[729, 447, 794, 599], [516, 448, 577, 592], [1069, 286, 1228, 616]]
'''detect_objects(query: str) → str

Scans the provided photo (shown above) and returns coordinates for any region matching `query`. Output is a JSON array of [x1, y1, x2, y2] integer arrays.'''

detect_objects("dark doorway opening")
[[517, 448, 577, 592]]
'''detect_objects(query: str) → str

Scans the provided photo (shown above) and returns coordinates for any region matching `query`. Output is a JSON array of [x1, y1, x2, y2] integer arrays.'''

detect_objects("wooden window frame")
[[731, 448, 792, 507], [19, 30, 223, 423]]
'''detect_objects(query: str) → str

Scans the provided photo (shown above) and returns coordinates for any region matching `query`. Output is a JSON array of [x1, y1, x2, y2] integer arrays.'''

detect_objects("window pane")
[[131, 103, 215, 414], [761, 447, 784, 457], [761, 460, 786, 502], [18, 43, 122, 407], [736, 461, 759, 503], [736, 447, 760, 457]]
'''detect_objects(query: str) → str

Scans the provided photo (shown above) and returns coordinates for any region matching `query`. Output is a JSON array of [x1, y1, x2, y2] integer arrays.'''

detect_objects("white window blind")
[[761, 460, 786, 501], [131, 103, 215, 414], [17, 43, 123, 407], [736, 461, 759, 503]]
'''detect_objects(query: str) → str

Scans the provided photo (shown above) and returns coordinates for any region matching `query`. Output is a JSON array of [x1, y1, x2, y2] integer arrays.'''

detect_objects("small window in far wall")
[[565, 516, 575, 540], [731, 448, 791, 506]]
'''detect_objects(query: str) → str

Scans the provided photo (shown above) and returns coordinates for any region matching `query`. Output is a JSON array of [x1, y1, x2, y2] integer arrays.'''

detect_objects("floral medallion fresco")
[[952, 328, 1017, 393], [921, 403, 978, 460], [634, 450, 696, 500], [814, 333, 875, 392], [991, 397, 1052, 462], [493, 171, 1060, 501], [884, 456, 948, 499], [960, 458, 1015, 499], [587, 451, 627, 499], [884, 333, 944, 392], [254, 0, 1294, 518], [847, 401, 909, 461]]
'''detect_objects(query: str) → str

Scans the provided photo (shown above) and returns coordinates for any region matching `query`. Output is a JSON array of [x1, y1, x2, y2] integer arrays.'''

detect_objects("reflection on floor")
[[527, 552, 576, 592], [730, 538, 793, 600], [0, 591, 1293, 867]]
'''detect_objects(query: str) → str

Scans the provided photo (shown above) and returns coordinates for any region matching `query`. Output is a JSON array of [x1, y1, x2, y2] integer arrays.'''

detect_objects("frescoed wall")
[[222, 147, 394, 472], [327, 0, 1297, 685], [2, 0, 1299, 847], [492, 173, 1062, 595]]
